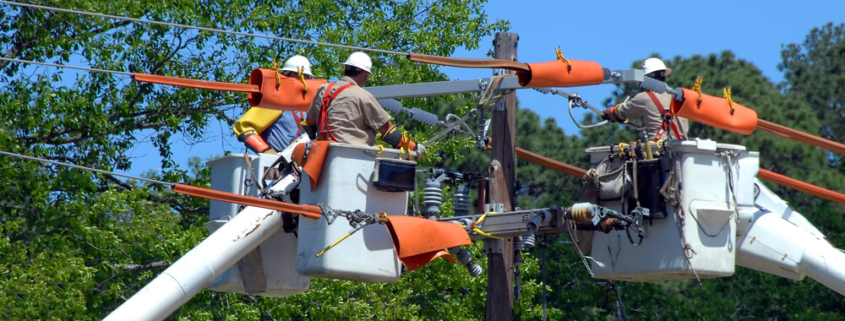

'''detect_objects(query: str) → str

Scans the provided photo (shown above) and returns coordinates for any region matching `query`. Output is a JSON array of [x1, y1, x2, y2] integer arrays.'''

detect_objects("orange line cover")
[[516, 147, 586, 177], [132, 73, 259, 93], [757, 119, 845, 156], [171, 183, 322, 219], [670, 88, 757, 135], [757, 169, 845, 206], [247, 69, 328, 112], [517, 60, 605, 88]]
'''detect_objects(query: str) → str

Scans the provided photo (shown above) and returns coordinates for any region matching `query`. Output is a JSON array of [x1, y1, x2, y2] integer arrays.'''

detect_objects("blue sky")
[[121, 0, 845, 177]]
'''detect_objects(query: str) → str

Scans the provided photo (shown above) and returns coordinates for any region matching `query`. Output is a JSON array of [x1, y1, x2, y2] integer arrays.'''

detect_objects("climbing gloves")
[[383, 125, 426, 161], [602, 106, 627, 123], [238, 131, 277, 155]]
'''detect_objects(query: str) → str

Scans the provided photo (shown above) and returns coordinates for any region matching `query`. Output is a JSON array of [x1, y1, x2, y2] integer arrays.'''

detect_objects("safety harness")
[[317, 82, 355, 142], [647, 91, 683, 142], [290, 111, 305, 136]]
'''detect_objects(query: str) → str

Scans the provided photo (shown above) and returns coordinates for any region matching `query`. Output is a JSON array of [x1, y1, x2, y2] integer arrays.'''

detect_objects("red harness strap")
[[290, 111, 304, 135], [317, 82, 354, 142], [647, 91, 683, 141]]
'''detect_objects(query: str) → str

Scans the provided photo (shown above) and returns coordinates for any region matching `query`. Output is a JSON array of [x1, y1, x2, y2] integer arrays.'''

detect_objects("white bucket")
[[297, 143, 409, 283], [588, 139, 759, 281]]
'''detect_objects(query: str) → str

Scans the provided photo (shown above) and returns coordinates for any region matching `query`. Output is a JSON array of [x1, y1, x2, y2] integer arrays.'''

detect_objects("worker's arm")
[[603, 92, 648, 123], [234, 107, 284, 154]]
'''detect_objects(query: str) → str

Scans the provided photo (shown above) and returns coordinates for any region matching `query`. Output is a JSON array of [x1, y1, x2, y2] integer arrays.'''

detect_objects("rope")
[[554, 46, 572, 72], [272, 58, 282, 85], [723, 87, 735, 115], [2, 1, 406, 56], [0, 57, 132, 76], [692, 76, 704, 105], [298, 66, 308, 91]]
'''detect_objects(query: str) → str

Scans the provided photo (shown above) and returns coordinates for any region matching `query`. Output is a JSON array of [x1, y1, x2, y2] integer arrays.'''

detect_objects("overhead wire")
[[0, 57, 132, 76], [0, 150, 168, 185], [0, 149, 323, 218], [1, 1, 407, 56]]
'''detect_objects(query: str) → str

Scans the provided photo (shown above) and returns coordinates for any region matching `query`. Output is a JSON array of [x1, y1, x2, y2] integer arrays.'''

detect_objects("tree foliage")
[[1, 1, 506, 319], [2, 1, 845, 320]]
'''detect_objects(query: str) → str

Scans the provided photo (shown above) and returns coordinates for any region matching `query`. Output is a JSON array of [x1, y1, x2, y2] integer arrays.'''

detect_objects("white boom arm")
[[105, 174, 301, 321], [104, 205, 285, 320], [736, 180, 845, 296]]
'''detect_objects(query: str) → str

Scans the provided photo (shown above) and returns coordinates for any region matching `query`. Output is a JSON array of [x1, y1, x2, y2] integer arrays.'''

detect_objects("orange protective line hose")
[[516, 60, 605, 88], [670, 87, 757, 135], [757, 119, 845, 156], [132, 73, 260, 93], [757, 169, 845, 206], [406, 53, 530, 72], [171, 183, 322, 219], [515, 147, 587, 177]]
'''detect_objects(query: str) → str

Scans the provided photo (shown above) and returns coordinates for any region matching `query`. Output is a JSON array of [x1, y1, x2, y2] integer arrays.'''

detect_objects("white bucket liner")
[[297, 143, 409, 283], [205, 153, 309, 297], [588, 139, 759, 281]]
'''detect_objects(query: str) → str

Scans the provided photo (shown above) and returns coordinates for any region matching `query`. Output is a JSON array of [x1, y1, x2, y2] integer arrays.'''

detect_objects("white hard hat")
[[341, 51, 372, 75], [281, 55, 313, 77], [641, 58, 671, 76]]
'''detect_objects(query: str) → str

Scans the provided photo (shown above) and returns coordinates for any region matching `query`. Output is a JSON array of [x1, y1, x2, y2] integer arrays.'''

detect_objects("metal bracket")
[[603, 69, 644, 84], [485, 239, 504, 254], [485, 203, 505, 213]]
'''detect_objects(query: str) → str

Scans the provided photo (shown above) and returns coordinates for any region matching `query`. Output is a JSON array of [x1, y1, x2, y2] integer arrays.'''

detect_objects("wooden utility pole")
[[486, 32, 518, 321]]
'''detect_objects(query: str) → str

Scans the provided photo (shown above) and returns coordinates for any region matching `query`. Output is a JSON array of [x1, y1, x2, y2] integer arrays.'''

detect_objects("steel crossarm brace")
[[366, 70, 644, 99], [436, 208, 565, 241]]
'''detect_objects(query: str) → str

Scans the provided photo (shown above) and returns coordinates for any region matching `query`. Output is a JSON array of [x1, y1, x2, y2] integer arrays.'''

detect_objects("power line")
[[0, 57, 132, 76], [0, 150, 170, 186], [1, 1, 408, 56]]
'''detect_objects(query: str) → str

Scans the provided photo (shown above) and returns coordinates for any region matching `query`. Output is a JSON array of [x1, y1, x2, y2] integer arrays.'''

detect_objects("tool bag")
[[592, 157, 631, 201]]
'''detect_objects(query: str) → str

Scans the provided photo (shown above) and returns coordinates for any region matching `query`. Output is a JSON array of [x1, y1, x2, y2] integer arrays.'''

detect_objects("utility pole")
[[486, 32, 518, 321]]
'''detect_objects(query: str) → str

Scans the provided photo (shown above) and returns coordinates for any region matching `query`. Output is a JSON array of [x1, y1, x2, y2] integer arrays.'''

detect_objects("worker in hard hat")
[[602, 58, 689, 141], [234, 55, 314, 154], [303, 51, 427, 159]]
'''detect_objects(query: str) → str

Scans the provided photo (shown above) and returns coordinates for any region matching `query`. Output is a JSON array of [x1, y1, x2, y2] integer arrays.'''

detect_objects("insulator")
[[513, 236, 525, 252], [409, 108, 440, 127], [569, 203, 598, 222], [378, 99, 405, 114], [448, 246, 483, 277], [638, 77, 668, 94], [448, 246, 472, 265], [526, 215, 543, 232], [466, 262, 483, 277], [422, 179, 442, 218], [453, 184, 471, 216], [513, 251, 524, 267], [523, 233, 536, 249]]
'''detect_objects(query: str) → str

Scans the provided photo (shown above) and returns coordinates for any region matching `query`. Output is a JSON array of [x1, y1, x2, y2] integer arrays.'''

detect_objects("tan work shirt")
[[306, 76, 392, 146], [616, 91, 690, 141]]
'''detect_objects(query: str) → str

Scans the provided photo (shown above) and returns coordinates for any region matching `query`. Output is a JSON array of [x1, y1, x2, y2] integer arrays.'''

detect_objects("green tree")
[[0, 1, 507, 319], [780, 23, 845, 150]]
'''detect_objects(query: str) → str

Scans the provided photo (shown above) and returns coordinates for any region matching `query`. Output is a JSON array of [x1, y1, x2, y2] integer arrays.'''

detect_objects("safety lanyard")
[[317, 82, 354, 142], [647, 91, 682, 142]]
